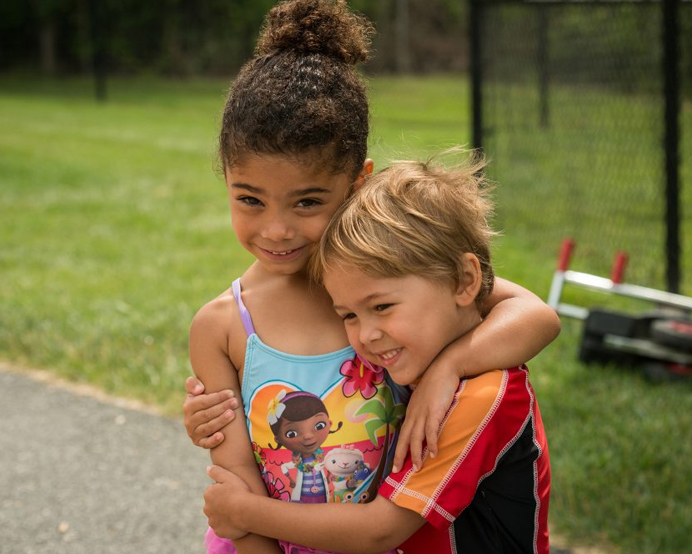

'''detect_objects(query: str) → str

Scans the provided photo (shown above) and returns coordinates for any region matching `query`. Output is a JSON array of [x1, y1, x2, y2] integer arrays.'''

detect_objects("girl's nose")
[[261, 216, 294, 241]]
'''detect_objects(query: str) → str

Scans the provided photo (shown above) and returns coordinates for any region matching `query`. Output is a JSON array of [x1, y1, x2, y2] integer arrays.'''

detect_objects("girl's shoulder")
[[190, 285, 247, 370]]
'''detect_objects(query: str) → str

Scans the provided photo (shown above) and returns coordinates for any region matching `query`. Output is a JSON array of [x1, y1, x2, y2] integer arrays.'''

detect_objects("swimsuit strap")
[[232, 278, 256, 336]]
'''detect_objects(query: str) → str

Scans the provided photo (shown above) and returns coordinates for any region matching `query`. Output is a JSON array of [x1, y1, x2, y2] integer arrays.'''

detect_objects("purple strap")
[[232, 279, 255, 336]]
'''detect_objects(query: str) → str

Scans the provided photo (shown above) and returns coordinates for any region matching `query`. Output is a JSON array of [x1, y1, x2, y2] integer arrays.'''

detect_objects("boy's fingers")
[[393, 416, 417, 472], [185, 376, 205, 395], [425, 417, 440, 459], [184, 390, 235, 415], [198, 432, 225, 449], [192, 406, 236, 441], [392, 430, 410, 473], [409, 425, 425, 471]]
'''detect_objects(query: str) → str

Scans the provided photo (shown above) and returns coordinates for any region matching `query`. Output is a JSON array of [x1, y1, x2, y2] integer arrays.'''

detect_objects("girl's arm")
[[205, 465, 424, 554], [392, 277, 560, 471], [189, 300, 283, 554]]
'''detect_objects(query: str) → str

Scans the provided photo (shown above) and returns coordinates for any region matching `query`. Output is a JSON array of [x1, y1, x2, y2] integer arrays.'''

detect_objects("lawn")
[[1, 74, 691, 553]]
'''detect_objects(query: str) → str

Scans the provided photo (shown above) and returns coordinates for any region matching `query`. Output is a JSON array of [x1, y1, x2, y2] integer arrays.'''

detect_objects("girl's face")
[[276, 412, 332, 457], [227, 154, 369, 276]]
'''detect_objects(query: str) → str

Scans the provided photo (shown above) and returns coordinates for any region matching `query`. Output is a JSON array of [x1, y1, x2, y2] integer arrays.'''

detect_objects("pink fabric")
[[205, 528, 236, 554], [204, 527, 398, 554], [204, 527, 329, 554]]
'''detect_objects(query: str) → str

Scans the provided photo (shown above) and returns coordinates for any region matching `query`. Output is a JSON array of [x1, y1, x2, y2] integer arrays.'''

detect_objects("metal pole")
[[89, 0, 107, 102], [470, 0, 483, 150], [537, 7, 550, 128], [663, 0, 681, 292]]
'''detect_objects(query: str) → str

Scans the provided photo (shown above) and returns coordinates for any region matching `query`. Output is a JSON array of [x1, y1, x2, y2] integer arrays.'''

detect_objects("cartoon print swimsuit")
[[204, 279, 407, 554]]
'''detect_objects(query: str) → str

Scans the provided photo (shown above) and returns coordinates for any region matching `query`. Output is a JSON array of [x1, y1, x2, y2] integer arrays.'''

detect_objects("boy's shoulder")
[[451, 366, 530, 424]]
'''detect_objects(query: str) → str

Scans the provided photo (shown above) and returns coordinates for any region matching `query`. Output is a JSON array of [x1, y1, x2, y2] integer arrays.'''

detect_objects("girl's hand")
[[204, 465, 252, 540], [392, 363, 459, 473], [183, 377, 239, 449]]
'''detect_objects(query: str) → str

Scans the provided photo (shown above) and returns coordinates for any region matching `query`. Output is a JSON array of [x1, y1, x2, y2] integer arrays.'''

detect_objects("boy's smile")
[[324, 265, 482, 386]]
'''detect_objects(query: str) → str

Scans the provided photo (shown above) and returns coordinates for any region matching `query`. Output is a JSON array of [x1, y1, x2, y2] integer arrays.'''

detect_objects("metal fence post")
[[663, 0, 681, 293], [470, 0, 483, 151]]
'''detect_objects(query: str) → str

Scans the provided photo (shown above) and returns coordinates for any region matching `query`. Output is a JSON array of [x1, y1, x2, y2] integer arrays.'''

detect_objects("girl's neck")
[[239, 261, 348, 356], [245, 261, 312, 289]]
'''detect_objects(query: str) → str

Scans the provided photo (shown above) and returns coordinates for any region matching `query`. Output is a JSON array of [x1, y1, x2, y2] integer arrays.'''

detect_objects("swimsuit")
[[205, 279, 408, 554]]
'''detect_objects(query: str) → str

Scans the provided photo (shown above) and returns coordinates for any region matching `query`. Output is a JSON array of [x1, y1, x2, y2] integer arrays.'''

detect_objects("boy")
[[203, 154, 551, 554]]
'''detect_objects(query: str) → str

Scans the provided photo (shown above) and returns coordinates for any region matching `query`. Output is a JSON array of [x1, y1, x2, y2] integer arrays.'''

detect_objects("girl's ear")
[[352, 158, 374, 191], [456, 253, 483, 307]]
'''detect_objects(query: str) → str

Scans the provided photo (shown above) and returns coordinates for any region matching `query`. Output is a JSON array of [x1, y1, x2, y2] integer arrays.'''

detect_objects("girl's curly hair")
[[219, 0, 375, 179]]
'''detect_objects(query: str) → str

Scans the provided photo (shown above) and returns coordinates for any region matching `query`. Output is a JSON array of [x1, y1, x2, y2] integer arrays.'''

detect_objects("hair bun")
[[256, 0, 374, 65]]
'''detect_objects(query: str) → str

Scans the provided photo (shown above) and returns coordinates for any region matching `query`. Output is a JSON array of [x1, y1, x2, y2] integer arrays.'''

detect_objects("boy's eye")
[[374, 304, 393, 312], [341, 313, 356, 321], [285, 430, 298, 439]]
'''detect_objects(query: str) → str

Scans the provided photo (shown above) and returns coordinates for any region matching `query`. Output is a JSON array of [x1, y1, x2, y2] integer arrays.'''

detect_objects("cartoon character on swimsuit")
[[323, 446, 372, 503], [268, 390, 342, 503]]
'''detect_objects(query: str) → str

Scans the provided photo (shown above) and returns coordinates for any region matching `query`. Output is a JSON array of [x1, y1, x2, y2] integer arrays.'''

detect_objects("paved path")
[[0, 366, 209, 554], [1, 364, 577, 554]]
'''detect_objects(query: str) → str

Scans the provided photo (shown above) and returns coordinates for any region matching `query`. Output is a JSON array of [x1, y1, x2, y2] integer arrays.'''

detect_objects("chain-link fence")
[[473, 0, 690, 294]]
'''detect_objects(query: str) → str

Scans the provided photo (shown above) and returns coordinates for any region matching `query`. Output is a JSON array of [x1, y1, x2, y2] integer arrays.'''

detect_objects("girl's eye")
[[314, 421, 327, 431], [341, 313, 356, 322], [238, 196, 263, 207], [296, 198, 322, 208], [285, 430, 298, 439], [375, 304, 393, 312]]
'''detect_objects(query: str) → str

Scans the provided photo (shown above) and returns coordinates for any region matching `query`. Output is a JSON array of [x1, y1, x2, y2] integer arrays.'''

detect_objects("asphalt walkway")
[[0, 365, 209, 554], [1, 364, 577, 554]]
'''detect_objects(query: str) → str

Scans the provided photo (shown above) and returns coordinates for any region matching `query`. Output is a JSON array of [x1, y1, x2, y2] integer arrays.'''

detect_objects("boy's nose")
[[359, 322, 384, 344]]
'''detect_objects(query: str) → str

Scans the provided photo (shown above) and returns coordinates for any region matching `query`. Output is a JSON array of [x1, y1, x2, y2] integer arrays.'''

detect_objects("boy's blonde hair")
[[312, 150, 497, 303]]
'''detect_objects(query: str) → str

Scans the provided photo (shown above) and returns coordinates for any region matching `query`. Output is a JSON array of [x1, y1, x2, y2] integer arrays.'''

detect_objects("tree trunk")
[[395, 0, 412, 73], [39, 18, 57, 75]]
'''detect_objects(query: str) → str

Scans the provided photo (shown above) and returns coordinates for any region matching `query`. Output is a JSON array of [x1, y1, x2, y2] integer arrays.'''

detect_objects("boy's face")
[[226, 154, 372, 276], [324, 265, 482, 386]]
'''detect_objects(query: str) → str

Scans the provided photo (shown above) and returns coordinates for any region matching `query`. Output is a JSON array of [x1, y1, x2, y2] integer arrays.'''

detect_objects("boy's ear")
[[456, 253, 483, 307], [352, 158, 374, 191]]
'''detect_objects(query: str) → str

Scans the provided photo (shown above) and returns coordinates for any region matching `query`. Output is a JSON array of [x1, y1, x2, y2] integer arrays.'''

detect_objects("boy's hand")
[[183, 376, 238, 448], [204, 465, 252, 540], [392, 364, 459, 473]]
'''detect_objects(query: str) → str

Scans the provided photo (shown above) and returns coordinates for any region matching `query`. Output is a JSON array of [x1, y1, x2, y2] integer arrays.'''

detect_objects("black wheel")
[[643, 361, 692, 383], [651, 319, 692, 351], [579, 334, 608, 364]]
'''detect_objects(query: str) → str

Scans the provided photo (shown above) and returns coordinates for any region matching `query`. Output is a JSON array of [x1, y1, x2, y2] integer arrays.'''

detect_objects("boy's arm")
[[393, 277, 560, 471], [205, 465, 425, 554], [189, 301, 283, 554]]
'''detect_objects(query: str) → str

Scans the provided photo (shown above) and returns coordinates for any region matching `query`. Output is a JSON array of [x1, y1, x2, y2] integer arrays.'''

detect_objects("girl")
[[187, 1, 559, 553]]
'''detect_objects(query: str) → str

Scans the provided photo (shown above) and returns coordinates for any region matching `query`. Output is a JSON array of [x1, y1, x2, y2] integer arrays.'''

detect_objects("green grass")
[[1, 74, 691, 553]]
